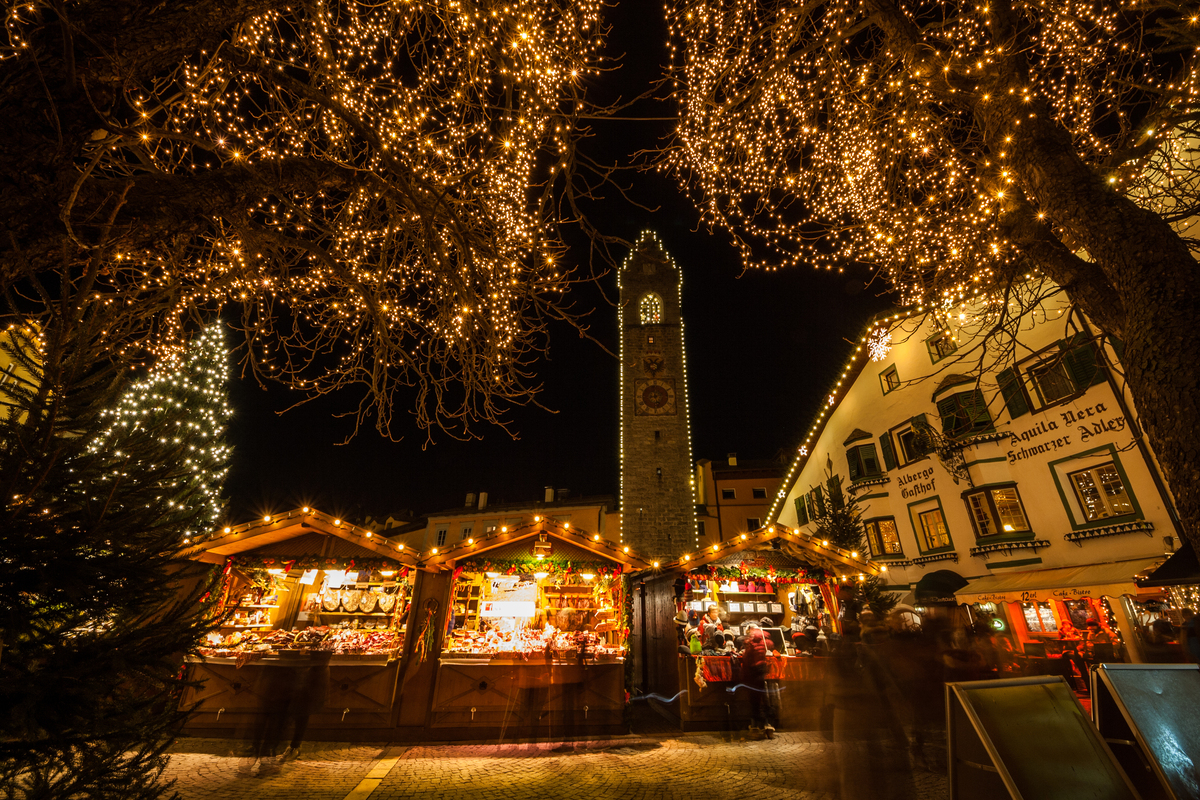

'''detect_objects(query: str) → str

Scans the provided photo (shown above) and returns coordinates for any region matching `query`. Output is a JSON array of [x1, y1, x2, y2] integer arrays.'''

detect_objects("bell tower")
[[618, 231, 696, 561]]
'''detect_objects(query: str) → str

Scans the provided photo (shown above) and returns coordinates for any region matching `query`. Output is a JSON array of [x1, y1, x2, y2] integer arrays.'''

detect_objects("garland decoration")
[[694, 566, 825, 584], [456, 557, 623, 582], [231, 554, 409, 573]]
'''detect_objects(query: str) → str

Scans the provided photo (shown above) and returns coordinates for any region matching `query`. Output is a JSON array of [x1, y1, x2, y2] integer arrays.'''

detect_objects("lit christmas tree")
[[89, 323, 232, 543]]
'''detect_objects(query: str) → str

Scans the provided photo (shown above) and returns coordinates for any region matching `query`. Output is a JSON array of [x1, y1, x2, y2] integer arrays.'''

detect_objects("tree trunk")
[[989, 92, 1200, 552]]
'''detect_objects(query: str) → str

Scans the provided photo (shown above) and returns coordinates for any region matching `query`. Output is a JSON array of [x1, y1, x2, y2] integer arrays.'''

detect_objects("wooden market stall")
[[180, 508, 421, 739], [406, 518, 653, 739], [629, 525, 881, 731]]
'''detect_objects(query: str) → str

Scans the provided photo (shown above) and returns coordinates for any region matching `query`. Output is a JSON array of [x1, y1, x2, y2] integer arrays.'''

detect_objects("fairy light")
[[661, 0, 1200, 316], [5, 1, 611, 441], [88, 323, 232, 543]]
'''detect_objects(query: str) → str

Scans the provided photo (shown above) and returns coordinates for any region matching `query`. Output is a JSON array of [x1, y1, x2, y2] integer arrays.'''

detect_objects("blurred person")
[[739, 621, 776, 739], [698, 603, 724, 641], [827, 583, 914, 799]]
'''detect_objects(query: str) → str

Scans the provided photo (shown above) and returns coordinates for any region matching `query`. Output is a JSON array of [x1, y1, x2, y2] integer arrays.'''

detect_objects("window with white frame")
[[436, 528, 448, 546], [1068, 462, 1134, 522], [964, 486, 1031, 537], [865, 517, 903, 556]]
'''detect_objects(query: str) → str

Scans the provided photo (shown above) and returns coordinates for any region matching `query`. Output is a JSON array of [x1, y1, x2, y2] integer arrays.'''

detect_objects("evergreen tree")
[[809, 471, 866, 553], [0, 319, 229, 799], [89, 324, 233, 545]]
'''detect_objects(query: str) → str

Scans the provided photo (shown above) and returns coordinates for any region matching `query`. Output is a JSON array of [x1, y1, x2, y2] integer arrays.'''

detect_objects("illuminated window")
[[639, 293, 663, 325], [865, 518, 903, 556], [1069, 462, 1134, 522], [965, 486, 1031, 537], [918, 508, 951, 550]]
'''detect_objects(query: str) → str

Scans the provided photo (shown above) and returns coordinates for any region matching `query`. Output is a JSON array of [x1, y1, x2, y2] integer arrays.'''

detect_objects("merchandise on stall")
[[198, 564, 415, 661], [442, 561, 628, 661]]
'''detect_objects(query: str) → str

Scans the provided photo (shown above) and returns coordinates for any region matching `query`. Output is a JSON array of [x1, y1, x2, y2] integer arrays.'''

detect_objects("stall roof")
[[1136, 543, 1199, 588], [417, 517, 655, 571], [654, 524, 881, 578], [955, 557, 1165, 605], [182, 507, 418, 567]]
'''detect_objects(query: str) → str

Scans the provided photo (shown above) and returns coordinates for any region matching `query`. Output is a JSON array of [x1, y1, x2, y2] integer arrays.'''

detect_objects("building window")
[[1000, 335, 1105, 417], [460, 525, 473, 540], [484, 524, 498, 534], [926, 330, 958, 362], [847, 443, 882, 481], [752, 487, 767, 499], [918, 508, 951, 550], [436, 529, 448, 546], [865, 518, 903, 556], [880, 365, 900, 394], [639, 293, 663, 325], [936, 389, 993, 439], [965, 486, 1031, 537], [721, 488, 736, 500], [698, 520, 707, 539], [746, 517, 761, 531], [1069, 462, 1135, 521]]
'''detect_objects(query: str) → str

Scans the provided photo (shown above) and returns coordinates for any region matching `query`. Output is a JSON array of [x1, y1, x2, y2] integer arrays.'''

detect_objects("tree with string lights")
[[89, 322, 233, 545], [0, 317, 227, 798], [663, 0, 1200, 551], [2, 0, 614, 442]]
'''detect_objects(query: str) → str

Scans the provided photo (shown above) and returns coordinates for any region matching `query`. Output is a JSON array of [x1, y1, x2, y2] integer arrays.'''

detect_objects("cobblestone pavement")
[[163, 732, 947, 800]]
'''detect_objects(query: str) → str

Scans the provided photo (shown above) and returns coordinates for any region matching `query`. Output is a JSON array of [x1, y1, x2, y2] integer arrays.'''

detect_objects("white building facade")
[[770, 288, 1182, 662]]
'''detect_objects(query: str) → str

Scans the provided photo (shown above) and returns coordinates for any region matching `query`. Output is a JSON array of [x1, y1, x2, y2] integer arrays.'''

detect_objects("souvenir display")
[[377, 592, 396, 613]]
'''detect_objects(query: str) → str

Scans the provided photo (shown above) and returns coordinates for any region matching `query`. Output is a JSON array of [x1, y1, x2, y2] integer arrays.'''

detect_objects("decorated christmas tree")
[[89, 323, 233, 544], [809, 470, 866, 554], [0, 321, 230, 798]]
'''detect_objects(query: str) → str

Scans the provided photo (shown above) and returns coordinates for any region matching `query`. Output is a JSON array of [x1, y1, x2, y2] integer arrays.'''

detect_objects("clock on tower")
[[618, 231, 696, 560]]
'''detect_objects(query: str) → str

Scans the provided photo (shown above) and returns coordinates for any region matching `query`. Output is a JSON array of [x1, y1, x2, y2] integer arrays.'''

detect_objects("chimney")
[[727, 453, 738, 466], [544, 486, 555, 503], [478, 492, 488, 510], [465, 492, 476, 508]]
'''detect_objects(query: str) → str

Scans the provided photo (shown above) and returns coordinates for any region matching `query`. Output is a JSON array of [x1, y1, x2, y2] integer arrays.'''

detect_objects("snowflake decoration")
[[868, 327, 893, 362]]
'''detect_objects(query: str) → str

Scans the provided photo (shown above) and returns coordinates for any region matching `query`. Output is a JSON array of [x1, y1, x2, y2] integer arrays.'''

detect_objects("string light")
[[661, 0, 1200, 317]]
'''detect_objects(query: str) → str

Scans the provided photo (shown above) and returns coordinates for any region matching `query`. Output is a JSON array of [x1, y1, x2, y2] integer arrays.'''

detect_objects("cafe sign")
[[959, 582, 1134, 605]]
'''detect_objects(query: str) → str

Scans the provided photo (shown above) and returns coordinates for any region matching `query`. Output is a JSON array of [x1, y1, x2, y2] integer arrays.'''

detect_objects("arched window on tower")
[[639, 293, 663, 325]]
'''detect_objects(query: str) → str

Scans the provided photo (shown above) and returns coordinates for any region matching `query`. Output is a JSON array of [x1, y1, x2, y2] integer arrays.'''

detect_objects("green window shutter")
[[937, 395, 961, 436], [879, 433, 896, 470], [997, 367, 1029, 419], [794, 495, 809, 525], [861, 443, 880, 475], [967, 389, 993, 433], [847, 448, 860, 481], [1063, 336, 1103, 388], [813, 486, 826, 517], [829, 475, 845, 509], [1108, 335, 1126, 363], [911, 414, 935, 455]]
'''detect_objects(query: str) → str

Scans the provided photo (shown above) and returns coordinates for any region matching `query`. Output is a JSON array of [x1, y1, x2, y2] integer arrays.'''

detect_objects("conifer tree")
[[809, 471, 866, 554], [0, 318, 229, 799]]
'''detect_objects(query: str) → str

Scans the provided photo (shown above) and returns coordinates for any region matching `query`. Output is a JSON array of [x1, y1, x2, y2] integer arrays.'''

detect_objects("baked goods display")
[[198, 626, 402, 658]]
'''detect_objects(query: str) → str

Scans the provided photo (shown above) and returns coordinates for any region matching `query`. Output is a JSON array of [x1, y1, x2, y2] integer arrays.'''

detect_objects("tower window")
[[639, 293, 663, 325]]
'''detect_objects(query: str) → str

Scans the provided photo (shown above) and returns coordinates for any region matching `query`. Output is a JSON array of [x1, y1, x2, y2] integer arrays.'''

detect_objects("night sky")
[[222, 3, 898, 525]]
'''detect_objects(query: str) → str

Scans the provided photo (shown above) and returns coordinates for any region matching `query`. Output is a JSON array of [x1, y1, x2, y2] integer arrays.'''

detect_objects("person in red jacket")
[[697, 604, 724, 642], [740, 622, 776, 738]]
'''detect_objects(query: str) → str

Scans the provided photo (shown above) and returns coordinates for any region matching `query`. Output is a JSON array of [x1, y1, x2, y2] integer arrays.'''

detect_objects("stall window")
[[1069, 462, 1134, 521], [847, 443, 882, 481], [918, 508, 951, 550], [865, 517, 903, 556], [965, 486, 1031, 537], [436, 528, 448, 546], [926, 330, 958, 362]]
